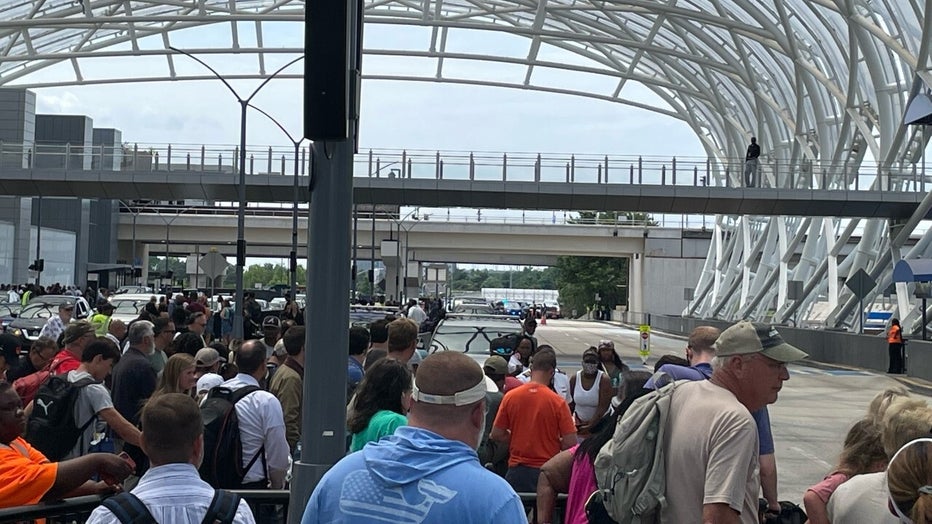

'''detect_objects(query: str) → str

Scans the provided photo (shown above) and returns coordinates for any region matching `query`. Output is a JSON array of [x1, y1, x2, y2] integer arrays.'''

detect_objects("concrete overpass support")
[[630, 253, 643, 320], [381, 239, 400, 301], [405, 261, 421, 300]]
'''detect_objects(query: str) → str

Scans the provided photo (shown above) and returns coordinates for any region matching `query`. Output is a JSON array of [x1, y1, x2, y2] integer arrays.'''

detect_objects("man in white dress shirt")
[[85, 393, 255, 524], [219, 340, 290, 489]]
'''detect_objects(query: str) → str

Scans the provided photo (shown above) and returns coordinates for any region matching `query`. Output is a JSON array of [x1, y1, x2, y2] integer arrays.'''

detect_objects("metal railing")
[[1, 141, 927, 192], [0, 490, 566, 523]]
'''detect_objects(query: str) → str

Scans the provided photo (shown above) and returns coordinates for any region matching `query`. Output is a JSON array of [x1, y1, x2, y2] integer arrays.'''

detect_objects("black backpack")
[[26, 375, 99, 461], [199, 386, 266, 488], [102, 489, 242, 524]]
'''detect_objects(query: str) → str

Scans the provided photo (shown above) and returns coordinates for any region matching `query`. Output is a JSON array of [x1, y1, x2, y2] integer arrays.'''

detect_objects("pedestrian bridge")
[[0, 144, 928, 218]]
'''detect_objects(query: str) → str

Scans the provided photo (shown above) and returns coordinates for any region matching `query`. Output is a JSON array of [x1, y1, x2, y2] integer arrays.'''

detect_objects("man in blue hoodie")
[[301, 351, 526, 524]]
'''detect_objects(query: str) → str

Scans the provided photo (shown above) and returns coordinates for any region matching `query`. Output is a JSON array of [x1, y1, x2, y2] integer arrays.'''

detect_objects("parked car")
[[7, 296, 91, 348], [0, 302, 22, 335], [108, 294, 155, 324], [422, 313, 522, 365]]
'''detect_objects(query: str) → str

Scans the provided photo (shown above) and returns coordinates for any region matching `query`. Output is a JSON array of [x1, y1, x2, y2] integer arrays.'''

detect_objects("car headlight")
[[9, 328, 22, 337]]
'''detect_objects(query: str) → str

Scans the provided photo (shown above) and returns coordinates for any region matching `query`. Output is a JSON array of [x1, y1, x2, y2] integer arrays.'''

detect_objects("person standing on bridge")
[[744, 137, 761, 187]]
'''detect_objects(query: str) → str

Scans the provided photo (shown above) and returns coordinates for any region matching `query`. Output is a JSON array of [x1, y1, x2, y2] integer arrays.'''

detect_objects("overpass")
[[0, 144, 928, 218]]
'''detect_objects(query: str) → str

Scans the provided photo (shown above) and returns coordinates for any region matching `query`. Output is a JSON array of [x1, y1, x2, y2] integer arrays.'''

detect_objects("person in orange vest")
[[887, 318, 905, 374]]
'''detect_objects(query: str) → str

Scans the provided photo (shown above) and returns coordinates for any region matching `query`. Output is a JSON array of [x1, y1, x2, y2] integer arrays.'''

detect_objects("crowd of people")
[[1, 289, 932, 524]]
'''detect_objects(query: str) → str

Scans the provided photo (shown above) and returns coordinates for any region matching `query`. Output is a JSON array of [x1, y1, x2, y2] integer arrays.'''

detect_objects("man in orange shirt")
[[0, 380, 133, 508], [490, 350, 576, 493]]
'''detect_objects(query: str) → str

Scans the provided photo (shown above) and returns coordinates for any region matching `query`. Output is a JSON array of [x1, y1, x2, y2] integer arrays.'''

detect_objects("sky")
[[26, 21, 706, 158]]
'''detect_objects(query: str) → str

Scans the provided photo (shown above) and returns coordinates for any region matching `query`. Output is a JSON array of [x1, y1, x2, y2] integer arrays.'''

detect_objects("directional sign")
[[198, 250, 231, 281], [845, 268, 877, 300]]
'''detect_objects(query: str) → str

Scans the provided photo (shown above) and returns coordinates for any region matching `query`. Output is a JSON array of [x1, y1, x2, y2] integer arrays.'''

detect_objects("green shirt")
[[350, 410, 407, 452]]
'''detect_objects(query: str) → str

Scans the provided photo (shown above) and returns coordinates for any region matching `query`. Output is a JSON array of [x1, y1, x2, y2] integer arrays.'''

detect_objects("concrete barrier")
[[648, 314, 932, 382]]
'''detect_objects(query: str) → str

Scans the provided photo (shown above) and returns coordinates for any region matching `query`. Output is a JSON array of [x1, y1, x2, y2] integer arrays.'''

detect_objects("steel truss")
[[0, 0, 930, 329]]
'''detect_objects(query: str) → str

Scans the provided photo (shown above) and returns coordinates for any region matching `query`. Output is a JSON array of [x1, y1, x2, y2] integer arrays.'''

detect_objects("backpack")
[[26, 375, 100, 461], [199, 385, 266, 488], [593, 374, 678, 524], [13, 354, 72, 405], [102, 489, 242, 524]]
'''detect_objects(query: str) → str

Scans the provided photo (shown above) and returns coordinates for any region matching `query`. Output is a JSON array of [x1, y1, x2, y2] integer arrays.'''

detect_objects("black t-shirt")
[[746, 143, 761, 160]]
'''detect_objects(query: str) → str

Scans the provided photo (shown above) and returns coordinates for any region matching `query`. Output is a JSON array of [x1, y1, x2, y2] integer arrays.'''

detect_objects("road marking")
[[789, 446, 833, 470]]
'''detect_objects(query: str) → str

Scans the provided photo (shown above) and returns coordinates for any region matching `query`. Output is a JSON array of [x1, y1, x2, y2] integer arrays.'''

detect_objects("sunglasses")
[[491, 347, 514, 357]]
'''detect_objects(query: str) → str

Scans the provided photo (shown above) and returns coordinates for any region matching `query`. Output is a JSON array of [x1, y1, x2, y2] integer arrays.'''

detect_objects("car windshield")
[[18, 303, 59, 320], [430, 318, 521, 354], [111, 300, 146, 315]]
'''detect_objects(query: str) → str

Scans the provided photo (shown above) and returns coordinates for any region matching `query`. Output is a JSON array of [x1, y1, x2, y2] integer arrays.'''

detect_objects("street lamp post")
[[168, 47, 303, 338], [246, 104, 305, 297]]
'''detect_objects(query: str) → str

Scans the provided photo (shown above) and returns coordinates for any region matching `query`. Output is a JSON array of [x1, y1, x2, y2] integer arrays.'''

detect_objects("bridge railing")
[[1, 141, 926, 192]]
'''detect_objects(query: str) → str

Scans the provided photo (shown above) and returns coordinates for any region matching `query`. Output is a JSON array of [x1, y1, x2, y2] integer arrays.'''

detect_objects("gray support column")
[[11, 197, 32, 284], [74, 199, 90, 288], [288, 137, 354, 521]]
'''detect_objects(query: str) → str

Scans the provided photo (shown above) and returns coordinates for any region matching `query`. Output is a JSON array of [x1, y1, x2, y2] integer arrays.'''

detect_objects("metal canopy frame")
[[0, 0, 931, 330]]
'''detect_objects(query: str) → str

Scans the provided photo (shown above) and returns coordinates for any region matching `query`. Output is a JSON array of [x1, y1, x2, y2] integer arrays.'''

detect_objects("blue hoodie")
[[302, 426, 526, 524]]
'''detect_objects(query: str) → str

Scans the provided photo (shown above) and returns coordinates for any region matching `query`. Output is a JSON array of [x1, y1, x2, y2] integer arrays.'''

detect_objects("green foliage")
[[554, 256, 628, 316], [148, 256, 187, 277], [569, 211, 658, 226], [222, 263, 307, 289], [449, 267, 558, 293]]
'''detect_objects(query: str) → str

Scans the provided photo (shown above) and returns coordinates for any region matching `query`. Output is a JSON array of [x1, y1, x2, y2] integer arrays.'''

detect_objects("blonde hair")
[[836, 418, 886, 475], [887, 439, 932, 524], [867, 386, 911, 423], [152, 353, 196, 399], [882, 397, 932, 458]]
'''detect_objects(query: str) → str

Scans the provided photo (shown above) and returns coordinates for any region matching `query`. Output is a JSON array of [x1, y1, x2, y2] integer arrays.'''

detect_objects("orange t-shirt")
[[0, 437, 58, 508], [493, 381, 576, 468], [888, 325, 902, 344]]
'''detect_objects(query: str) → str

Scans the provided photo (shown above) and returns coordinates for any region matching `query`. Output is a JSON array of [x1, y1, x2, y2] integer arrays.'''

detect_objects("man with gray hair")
[[302, 351, 525, 523], [660, 321, 807, 524], [111, 320, 157, 475]]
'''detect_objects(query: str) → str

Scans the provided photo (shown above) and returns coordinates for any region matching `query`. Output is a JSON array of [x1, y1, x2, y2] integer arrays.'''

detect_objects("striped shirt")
[[84, 463, 256, 524]]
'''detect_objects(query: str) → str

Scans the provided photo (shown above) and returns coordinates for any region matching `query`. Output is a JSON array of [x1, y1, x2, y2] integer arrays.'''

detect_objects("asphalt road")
[[532, 318, 929, 505]]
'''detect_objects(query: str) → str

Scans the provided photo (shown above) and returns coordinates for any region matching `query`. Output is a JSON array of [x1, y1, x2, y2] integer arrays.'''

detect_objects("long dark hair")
[[347, 358, 412, 434], [576, 370, 652, 463]]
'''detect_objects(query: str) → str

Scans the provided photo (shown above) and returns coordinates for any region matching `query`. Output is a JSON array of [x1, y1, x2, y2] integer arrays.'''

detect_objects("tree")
[[554, 256, 628, 317], [223, 263, 307, 289], [569, 211, 658, 226], [148, 256, 187, 277]]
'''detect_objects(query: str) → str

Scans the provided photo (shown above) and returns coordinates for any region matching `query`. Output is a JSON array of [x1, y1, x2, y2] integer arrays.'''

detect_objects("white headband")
[[411, 378, 487, 406], [887, 437, 932, 523]]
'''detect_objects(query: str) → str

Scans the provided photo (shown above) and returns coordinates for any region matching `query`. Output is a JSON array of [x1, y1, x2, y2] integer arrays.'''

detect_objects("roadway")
[[532, 319, 927, 506]]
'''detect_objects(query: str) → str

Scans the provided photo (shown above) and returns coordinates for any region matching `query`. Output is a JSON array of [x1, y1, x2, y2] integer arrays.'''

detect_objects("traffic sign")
[[845, 269, 876, 300], [198, 250, 231, 280], [640, 332, 649, 340]]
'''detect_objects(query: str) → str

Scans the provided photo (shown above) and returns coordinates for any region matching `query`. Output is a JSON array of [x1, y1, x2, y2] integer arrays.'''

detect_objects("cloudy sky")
[[27, 21, 706, 159]]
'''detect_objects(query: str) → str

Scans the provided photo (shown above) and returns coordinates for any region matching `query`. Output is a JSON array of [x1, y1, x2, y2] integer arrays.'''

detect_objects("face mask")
[[583, 362, 599, 374]]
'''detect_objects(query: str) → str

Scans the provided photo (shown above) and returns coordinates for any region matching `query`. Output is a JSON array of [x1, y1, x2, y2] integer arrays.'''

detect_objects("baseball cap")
[[62, 321, 95, 344], [195, 347, 225, 368], [196, 373, 224, 394], [713, 321, 808, 363], [60, 302, 75, 311], [483, 355, 508, 375], [0, 334, 21, 363], [262, 316, 281, 329]]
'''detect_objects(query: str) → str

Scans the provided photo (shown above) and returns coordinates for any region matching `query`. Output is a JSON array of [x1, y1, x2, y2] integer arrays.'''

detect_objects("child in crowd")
[[803, 418, 888, 524]]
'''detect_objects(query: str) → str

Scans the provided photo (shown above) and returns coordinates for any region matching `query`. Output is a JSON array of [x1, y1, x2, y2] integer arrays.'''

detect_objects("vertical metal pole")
[[233, 100, 248, 339], [290, 142, 300, 296], [35, 196, 42, 286], [352, 204, 359, 295], [370, 201, 376, 296]]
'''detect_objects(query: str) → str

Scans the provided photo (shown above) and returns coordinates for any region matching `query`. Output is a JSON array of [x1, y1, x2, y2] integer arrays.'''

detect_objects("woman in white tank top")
[[569, 347, 614, 437]]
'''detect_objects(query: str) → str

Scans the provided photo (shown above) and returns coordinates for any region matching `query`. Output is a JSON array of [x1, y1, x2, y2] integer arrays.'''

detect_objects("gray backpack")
[[593, 374, 678, 524]]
